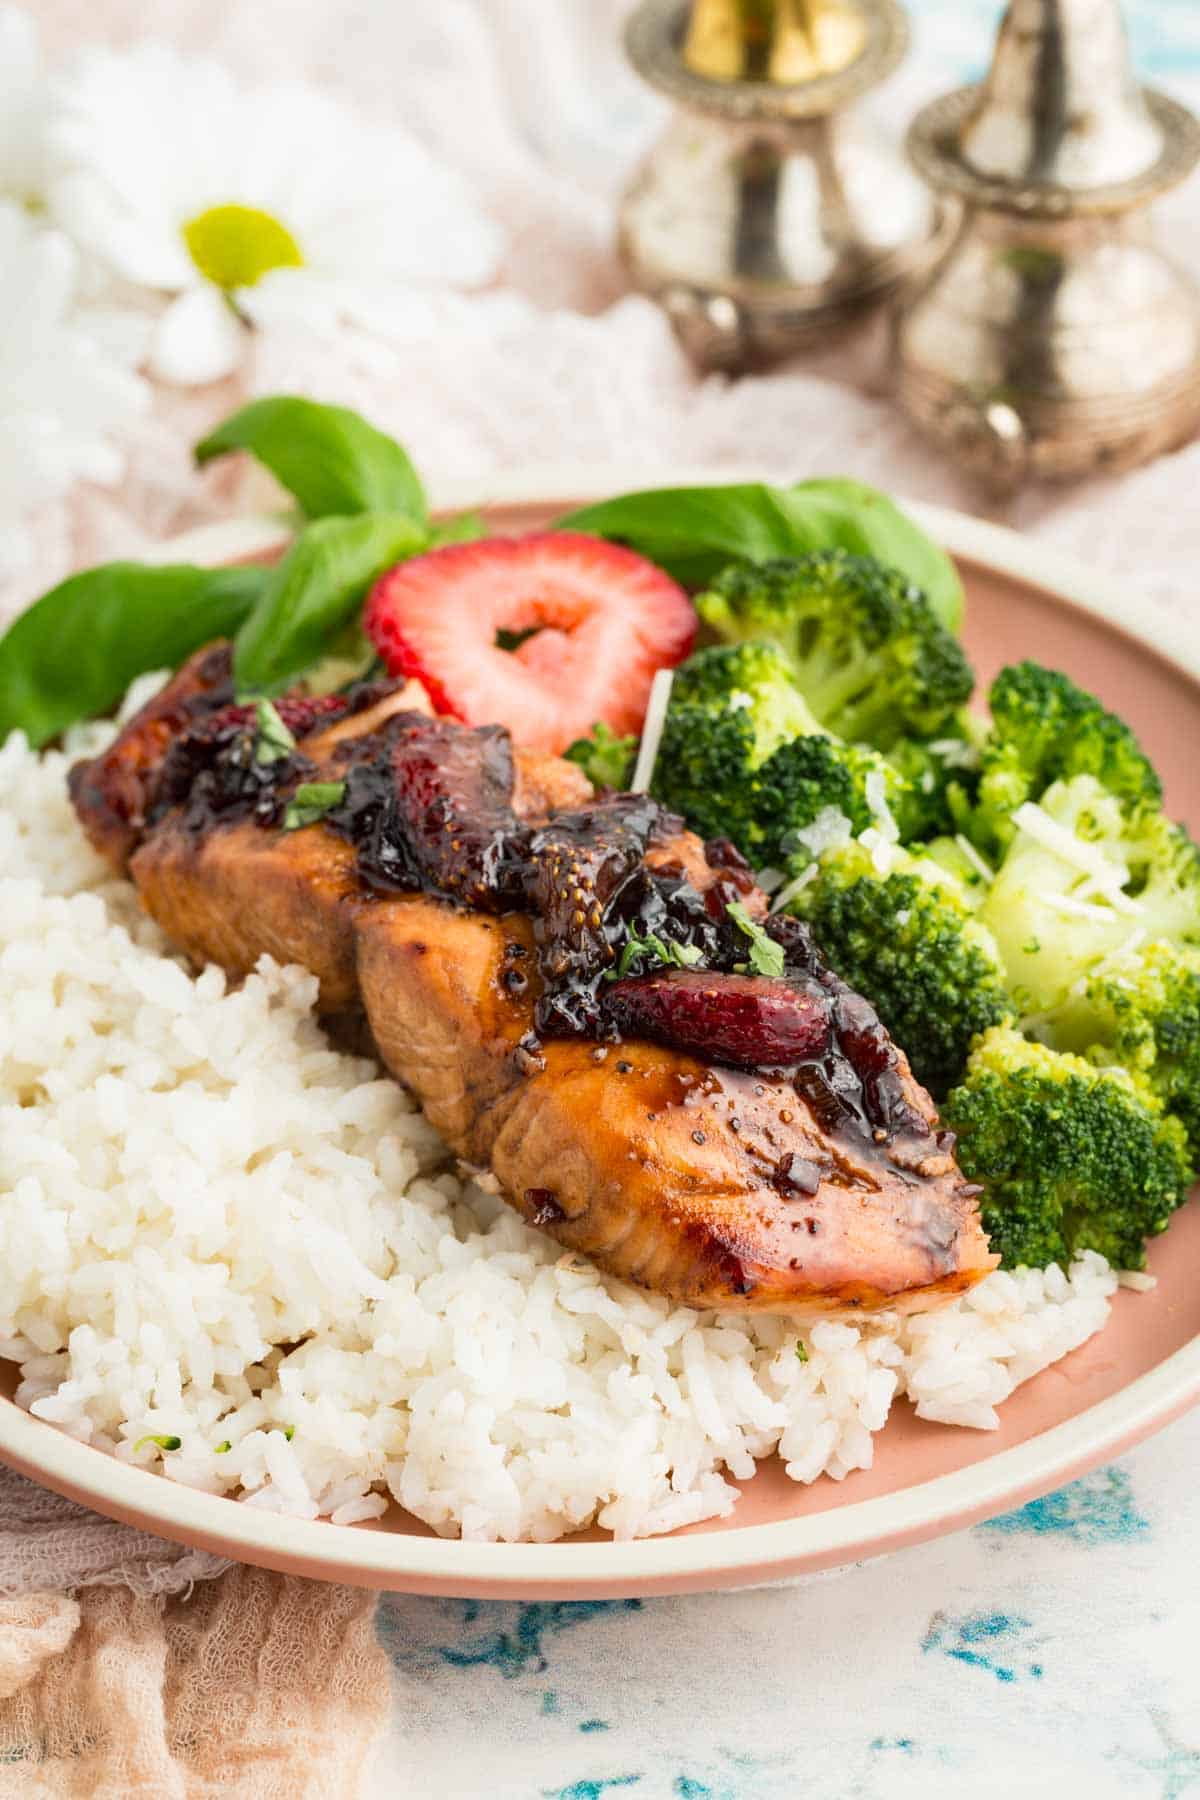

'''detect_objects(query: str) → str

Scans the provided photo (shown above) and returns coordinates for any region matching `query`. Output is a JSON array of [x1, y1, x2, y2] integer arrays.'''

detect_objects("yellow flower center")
[[181, 204, 303, 291]]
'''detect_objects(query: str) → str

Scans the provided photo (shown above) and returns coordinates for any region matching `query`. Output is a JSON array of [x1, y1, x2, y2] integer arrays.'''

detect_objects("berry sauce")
[[171, 697, 927, 1147]]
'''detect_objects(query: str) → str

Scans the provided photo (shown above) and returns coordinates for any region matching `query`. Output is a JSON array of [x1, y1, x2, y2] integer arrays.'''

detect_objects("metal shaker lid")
[[907, 0, 1200, 216], [625, 0, 908, 123]]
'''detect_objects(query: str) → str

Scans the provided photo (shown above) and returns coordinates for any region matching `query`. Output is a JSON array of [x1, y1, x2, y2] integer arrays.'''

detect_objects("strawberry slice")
[[604, 969, 833, 1069], [363, 532, 695, 754]]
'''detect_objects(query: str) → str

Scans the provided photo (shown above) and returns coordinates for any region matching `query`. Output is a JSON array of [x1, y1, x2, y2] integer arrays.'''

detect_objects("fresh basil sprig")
[[0, 563, 267, 749], [560, 477, 963, 633], [429, 510, 486, 548], [196, 395, 428, 526], [234, 512, 425, 695]]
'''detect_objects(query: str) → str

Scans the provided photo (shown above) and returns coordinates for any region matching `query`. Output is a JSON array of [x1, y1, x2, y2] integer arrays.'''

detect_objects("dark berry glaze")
[[168, 695, 929, 1148]]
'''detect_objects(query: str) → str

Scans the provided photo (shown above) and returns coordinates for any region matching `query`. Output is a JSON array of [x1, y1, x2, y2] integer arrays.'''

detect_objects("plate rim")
[[7, 465, 1200, 1595]]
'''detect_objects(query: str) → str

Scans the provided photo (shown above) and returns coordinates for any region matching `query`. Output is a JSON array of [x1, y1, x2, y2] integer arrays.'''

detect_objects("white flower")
[[0, 203, 148, 578], [49, 45, 505, 385], [0, 6, 53, 207]]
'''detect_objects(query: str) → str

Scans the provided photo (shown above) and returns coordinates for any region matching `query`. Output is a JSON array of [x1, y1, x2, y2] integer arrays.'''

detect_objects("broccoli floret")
[[1036, 940, 1200, 1175], [969, 662, 1161, 856], [792, 840, 1012, 1097], [652, 643, 904, 868], [978, 774, 1200, 1016], [695, 549, 974, 750], [563, 721, 636, 790], [885, 715, 983, 843], [670, 640, 825, 754], [921, 833, 994, 902], [652, 699, 765, 852], [943, 1025, 1192, 1270], [760, 738, 900, 850]]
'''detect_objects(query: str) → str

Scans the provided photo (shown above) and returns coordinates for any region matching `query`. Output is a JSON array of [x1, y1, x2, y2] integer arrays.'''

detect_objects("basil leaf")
[[560, 484, 807, 590], [430, 509, 486, 547], [195, 395, 428, 526], [727, 899, 786, 979], [283, 780, 346, 831], [0, 563, 267, 749], [560, 478, 963, 633], [234, 512, 425, 695], [787, 478, 964, 634]]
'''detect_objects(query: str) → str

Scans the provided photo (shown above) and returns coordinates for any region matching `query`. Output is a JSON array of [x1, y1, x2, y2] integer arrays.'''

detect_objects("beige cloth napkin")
[[0, 1467, 390, 1797]]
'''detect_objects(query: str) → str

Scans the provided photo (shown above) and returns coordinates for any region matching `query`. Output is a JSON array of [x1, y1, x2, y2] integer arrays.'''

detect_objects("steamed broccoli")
[[563, 721, 636, 789], [969, 662, 1161, 857], [1035, 940, 1200, 1175], [978, 774, 1200, 1016], [792, 839, 1012, 1097], [669, 639, 825, 750], [885, 717, 983, 843], [695, 549, 974, 750], [651, 642, 904, 867], [943, 1026, 1192, 1270]]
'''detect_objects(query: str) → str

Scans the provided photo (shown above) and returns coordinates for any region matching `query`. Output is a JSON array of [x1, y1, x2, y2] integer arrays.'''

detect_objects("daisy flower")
[[49, 45, 504, 386], [0, 203, 148, 579], [0, 6, 53, 209]]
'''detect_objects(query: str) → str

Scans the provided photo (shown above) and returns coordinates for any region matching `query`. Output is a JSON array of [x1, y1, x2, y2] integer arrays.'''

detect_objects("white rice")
[[0, 722, 1120, 1542]]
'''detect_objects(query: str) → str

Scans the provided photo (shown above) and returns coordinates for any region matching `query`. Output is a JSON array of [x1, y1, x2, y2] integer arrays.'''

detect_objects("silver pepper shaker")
[[618, 0, 947, 371], [894, 0, 1200, 490]]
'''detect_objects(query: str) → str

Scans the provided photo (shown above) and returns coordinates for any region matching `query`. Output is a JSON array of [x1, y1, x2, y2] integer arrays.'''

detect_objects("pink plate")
[[2, 471, 1198, 1598]]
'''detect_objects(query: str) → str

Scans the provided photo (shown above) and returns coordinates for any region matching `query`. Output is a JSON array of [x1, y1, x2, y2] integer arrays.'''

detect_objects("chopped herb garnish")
[[283, 780, 346, 831], [253, 696, 296, 764], [727, 900, 786, 979], [1022, 937, 1042, 956], [214, 1440, 232, 1454], [795, 1341, 809, 1363], [606, 929, 704, 981], [134, 1433, 181, 1453], [282, 1425, 295, 1442]]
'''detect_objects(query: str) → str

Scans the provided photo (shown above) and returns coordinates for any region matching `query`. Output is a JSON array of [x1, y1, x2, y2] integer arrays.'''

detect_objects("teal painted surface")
[[983, 1467, 1151, 1544]]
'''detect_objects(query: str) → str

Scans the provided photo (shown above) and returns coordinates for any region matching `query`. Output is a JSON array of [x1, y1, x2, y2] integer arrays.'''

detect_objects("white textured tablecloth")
[[19, 3, 1200, 1796]]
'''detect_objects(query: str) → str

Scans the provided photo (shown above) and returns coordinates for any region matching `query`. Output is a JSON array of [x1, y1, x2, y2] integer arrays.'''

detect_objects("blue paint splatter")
[[870, 1737, 915, 1754], [541, 1690, 561, 1716], [1135, 1711, 1200, 1800], [580, 1719, 611, 1733], [669, 1767, 751, 1799], [921, 1611, 1044, 1683], [443, 1600, 642, 1677], [983, 1467, 1150, 1545], [542, 1780, 641, 1800], [669, 1754, 783, 1798], [379, 1598, 644, 1679]]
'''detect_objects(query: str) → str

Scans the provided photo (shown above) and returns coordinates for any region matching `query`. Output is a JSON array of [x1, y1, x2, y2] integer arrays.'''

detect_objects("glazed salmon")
[[355, 901, 990, 1312], [71, 652, 997, 1315]]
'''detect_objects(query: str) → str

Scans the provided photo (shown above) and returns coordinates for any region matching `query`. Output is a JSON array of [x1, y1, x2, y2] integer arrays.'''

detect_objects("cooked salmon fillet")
[[71, 649, 997, 1315]]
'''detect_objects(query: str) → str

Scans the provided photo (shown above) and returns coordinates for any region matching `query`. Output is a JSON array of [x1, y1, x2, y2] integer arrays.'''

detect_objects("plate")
[[3, 467, 1198, 1598]]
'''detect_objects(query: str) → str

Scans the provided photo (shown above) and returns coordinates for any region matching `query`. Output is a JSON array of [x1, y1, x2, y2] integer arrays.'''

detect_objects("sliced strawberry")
[[363, 532, 695, 754], [604, 969, 833, 1069]]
